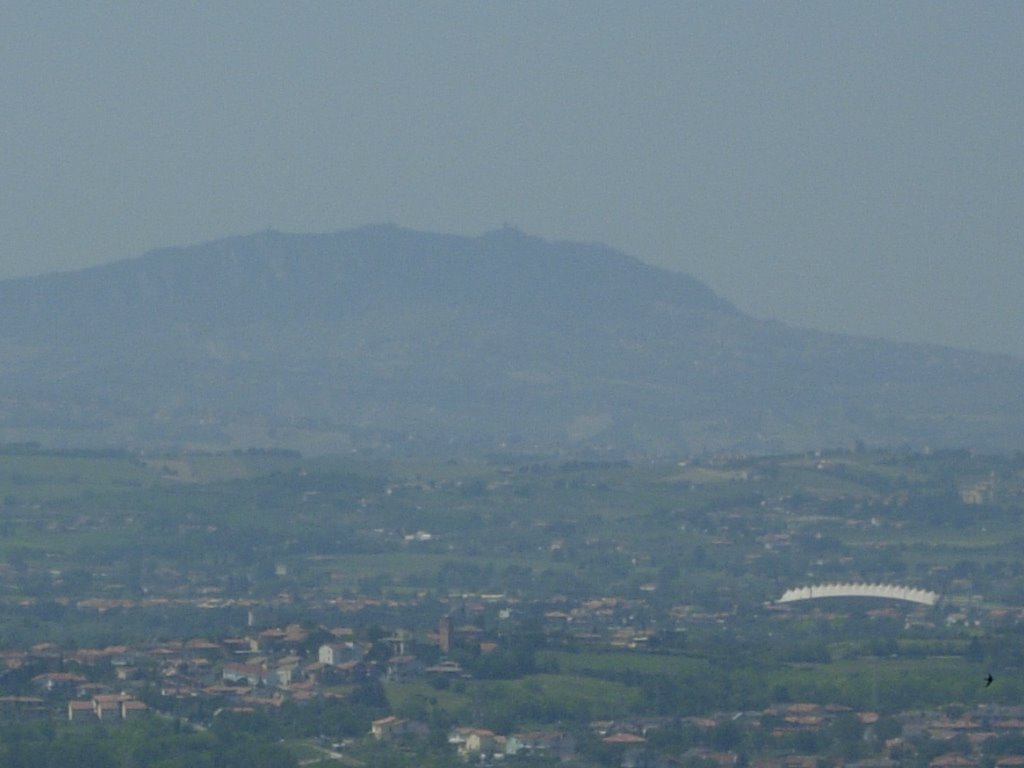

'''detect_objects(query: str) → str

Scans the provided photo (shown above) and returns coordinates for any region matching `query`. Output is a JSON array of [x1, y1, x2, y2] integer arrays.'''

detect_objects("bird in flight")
[[985, 673, 994, 687]]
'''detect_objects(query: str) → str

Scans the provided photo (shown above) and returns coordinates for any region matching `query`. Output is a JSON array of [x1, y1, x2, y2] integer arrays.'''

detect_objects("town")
[[0, 445, 1022, 767]]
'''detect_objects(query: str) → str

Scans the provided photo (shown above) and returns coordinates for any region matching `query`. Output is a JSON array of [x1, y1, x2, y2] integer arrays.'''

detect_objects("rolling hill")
[[0, 225, 1020, 455]]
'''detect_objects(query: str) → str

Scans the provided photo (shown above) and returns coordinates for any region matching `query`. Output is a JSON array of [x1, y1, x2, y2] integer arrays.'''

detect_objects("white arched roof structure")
[[776, 583, 939, 606]]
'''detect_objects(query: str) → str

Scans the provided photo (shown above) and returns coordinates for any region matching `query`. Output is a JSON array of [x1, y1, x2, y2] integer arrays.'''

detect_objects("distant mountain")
[[0, 225, 1021, 455]]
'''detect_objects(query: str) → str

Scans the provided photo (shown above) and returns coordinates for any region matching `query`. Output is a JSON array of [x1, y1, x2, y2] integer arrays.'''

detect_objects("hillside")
[[0, 225, 1020, 454]]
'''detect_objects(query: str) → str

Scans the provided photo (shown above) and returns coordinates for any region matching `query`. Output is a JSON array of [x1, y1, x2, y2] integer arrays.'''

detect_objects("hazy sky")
[[3, 2, 1022, 356]]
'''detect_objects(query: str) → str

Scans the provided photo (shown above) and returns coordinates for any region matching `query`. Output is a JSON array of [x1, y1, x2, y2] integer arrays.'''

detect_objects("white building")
[[318, 642, 364, 666]]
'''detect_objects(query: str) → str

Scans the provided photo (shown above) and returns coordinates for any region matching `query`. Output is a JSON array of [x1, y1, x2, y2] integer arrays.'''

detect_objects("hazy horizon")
[[3, 2, 1022, 356]]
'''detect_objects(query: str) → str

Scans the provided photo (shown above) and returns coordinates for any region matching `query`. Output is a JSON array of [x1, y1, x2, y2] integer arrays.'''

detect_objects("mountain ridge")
[[0, 226, 1020, 455]]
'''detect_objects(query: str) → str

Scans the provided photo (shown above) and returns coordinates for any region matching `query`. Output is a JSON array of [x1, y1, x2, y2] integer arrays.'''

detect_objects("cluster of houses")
[[1, 592, 1024, 768], [15, 671, 149, 724], [364, 706, 1024, 768], [446, 725, 577, 761], [3, 619, 471, 719], [67, 693, 148, 723], [897, 705, 1024, 767]]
